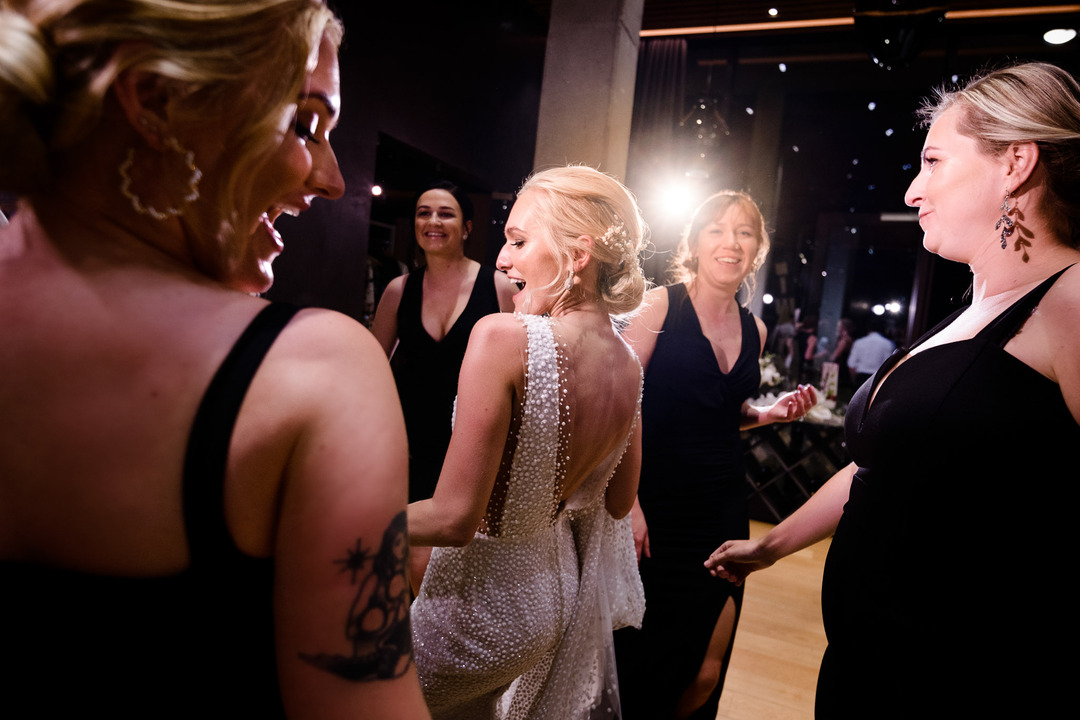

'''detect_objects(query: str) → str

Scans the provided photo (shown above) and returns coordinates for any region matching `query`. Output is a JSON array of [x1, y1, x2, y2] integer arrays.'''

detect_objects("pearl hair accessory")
[[597, 215, 631, 255]]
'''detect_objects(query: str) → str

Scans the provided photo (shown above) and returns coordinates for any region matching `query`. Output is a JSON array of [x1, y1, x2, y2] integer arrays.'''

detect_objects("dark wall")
[[266, 1, 547, 319]]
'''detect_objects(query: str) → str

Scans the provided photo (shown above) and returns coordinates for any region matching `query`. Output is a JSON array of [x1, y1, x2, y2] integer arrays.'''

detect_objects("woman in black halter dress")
[[616, 191, 817, 719], [372, 180, 515, 590], [707, 63, 1080, 717]]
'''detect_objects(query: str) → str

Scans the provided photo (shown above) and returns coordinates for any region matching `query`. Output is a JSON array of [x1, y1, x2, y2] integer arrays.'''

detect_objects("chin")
[[228, 259, 275, 295]]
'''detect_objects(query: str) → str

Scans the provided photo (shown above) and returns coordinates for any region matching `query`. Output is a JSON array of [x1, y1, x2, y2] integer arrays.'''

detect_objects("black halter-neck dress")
[[819, 266, 1078, 717]]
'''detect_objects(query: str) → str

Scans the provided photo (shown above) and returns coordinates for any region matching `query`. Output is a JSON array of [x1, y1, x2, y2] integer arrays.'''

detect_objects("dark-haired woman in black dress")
[[372, 180, 515, 591]]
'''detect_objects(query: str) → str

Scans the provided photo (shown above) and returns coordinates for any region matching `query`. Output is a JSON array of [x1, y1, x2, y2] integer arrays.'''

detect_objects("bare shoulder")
[[383, 272, 408, 299], [622, 285, 670, 368], [469, 310, 528, 346], [250, 307, 398, 431], [1034, 263, 1080, 345], [1028, 263, 1080, 421], [278, 308, 388, 371]]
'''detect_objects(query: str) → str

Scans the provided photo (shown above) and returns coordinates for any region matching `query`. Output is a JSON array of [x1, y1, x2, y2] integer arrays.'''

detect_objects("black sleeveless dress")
[[1, 303, 300, 718], [819, 266, 1078, 718], [615, 283, 760, 720], [392, 265, 502, 502]]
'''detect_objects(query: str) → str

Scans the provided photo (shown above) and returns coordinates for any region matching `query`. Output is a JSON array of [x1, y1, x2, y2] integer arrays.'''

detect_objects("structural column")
[[533, 0, 644, 180]]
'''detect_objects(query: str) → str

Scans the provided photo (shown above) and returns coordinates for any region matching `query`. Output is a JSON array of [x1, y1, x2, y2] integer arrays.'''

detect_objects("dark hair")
[[415, 180, 474, 223]]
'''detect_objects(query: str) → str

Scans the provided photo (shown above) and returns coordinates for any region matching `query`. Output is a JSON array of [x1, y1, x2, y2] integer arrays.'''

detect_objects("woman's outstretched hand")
[[765, 384, 818, 424], [704, 538, 775, 586]]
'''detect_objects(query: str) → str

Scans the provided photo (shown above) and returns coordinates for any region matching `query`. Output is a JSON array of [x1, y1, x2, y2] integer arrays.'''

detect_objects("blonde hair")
[[0, 0, 341, 267], [516, 166, 649, 316], [918, 62, 1080, 248], [671, 190, 771, 302]]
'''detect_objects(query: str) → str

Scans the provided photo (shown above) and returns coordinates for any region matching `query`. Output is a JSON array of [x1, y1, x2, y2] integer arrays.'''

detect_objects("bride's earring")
[[564, 268, 575, 291]]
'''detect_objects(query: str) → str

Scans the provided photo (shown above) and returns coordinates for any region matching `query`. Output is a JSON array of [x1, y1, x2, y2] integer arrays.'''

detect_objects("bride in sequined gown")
[[407, 167, 650, 720]]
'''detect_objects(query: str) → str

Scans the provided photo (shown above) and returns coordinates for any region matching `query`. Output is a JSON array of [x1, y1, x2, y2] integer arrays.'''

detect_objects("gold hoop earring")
[[119, 136, 202, 221]]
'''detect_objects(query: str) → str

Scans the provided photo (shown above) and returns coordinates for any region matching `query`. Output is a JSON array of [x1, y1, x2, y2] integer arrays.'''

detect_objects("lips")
[[259, 212, 284, 252]]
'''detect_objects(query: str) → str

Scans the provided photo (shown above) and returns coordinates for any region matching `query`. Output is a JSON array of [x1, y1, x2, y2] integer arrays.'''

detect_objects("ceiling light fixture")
[[640, 4, 1080, 37], [1043, 28, 1077, 43]]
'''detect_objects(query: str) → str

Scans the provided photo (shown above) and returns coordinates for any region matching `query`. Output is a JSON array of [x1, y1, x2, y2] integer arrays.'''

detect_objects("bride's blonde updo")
[[516, 166, 649, 316]]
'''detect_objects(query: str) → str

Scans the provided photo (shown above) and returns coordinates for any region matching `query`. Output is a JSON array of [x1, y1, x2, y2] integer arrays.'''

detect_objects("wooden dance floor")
[[714, 520, 831, 720]]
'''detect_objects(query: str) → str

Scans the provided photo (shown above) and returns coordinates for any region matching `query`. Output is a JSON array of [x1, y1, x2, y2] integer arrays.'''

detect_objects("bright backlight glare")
[[658, 181, 699, 222], [1044, 28, 1077, 44]]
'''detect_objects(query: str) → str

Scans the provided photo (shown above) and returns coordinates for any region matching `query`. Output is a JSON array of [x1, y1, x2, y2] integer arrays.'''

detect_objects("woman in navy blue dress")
[[615, 191, 816, 719]]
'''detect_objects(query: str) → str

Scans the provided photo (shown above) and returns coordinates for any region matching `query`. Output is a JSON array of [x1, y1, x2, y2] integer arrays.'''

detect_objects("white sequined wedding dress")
[[411, 313, 645, 720]]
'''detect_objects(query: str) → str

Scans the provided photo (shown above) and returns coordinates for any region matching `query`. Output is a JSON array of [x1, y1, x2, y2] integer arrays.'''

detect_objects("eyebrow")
[[299, 91, 339, 119]]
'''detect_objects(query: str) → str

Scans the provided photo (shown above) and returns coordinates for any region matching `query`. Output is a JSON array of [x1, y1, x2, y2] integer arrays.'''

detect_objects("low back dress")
[[821, 265, 1078, 717], [393, 265, 502, 502], [615, 282, 761, 720], [411, 313, 644, 720]]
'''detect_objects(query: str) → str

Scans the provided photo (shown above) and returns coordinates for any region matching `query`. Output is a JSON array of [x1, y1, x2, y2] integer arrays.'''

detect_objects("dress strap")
[[396, 267, 425, 328], [182, 302, 302, 568], [979, 263, 1075, 348]]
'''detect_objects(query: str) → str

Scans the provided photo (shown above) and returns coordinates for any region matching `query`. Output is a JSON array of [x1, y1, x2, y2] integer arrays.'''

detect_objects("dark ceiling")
[[527, 1, 1078, 34]]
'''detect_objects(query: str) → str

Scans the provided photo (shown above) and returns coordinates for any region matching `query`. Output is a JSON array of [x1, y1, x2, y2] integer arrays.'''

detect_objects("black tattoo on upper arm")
[[299, 510, 414, 681]]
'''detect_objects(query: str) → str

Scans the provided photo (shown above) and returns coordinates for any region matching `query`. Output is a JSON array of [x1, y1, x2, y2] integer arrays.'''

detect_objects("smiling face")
[[690, 202, 763, 292], [904, 105, 1007, 264], [224, 34, 344, 294], [497, 190, 564, 314], [414, 189, 470, 258]]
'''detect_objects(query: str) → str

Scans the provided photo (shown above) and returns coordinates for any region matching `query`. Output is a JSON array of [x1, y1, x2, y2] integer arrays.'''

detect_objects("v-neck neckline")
[[680, 284, 746, 377], [419, 265, 483, 344]]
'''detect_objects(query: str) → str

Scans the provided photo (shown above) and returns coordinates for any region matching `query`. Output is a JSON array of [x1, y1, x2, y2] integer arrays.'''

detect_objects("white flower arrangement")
[[759, 353, 782, 388]]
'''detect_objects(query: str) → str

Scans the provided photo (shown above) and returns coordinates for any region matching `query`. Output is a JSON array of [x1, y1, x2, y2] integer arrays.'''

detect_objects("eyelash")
[[294, 117, 320, 145]]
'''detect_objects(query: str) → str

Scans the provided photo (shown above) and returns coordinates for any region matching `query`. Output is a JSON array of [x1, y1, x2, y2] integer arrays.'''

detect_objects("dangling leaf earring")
[[995, 189, 1015, 250], [564, 268, 575, 291]]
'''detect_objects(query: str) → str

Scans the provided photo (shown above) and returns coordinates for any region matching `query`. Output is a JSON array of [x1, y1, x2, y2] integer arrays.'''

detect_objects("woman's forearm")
[[759, 462, 854, 559], [407, 498, 477, 548]]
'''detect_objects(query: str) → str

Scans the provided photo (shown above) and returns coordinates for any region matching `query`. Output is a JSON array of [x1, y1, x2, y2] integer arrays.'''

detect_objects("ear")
[[463, 219, 473, 238], [1004, 141, 1040, 192], [112, 66, 174, 152], [571, 235, 593, 273]]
